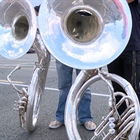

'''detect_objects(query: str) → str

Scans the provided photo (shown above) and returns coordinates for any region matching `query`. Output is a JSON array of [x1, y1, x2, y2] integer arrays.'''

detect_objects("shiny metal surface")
[[65, 69, 140, 140], [39, 0, 132, 69], [25, 31, 51, 132], [6, 31, 51, 132], [0, 0, 37, 59]]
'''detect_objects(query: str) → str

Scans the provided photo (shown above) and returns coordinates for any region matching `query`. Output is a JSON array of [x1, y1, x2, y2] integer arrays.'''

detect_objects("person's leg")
[[132, 51, 140, 101], [124, 51, 140, 140], [49, 60, 73, 128], [107, 55, 127, 115], [55, 60, 73, 123], [136, 52, 140, 140], [108, 51, 139, 115], [75, 70, 96, 130], [78, 88, 93, 122], [108, 56, 124, 91], [122, 51, 140, 97], [130, 51, 140, 140]]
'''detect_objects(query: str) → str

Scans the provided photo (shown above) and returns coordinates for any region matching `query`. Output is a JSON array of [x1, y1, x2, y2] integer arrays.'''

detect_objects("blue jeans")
[[55, 60, 93, 124]]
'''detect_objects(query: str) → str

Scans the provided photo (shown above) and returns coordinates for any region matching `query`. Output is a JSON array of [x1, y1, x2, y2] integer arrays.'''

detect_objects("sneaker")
[[83, 121, 96, 131], [49, 120, 63, 129]]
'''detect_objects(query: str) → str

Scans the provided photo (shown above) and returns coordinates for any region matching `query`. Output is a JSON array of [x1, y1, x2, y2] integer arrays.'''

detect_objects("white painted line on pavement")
[[0, 82, 109, 97]]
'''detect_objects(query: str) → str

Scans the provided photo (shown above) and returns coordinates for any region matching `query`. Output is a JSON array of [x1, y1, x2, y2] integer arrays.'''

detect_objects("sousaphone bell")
[[0, 0, 37, 59]]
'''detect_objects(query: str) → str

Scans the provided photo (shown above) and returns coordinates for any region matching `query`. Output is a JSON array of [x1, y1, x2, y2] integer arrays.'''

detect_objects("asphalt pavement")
[[0, 53, 110, 140]]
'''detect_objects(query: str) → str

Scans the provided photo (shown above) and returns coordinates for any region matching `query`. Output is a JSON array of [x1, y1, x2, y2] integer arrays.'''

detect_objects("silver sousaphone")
[[39, 0, 140, 139], [0, 0, 50, 132]]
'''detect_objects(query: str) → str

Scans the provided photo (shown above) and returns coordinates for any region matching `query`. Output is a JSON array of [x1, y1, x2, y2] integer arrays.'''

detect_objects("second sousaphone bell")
[[39, 0, 132, 69]]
